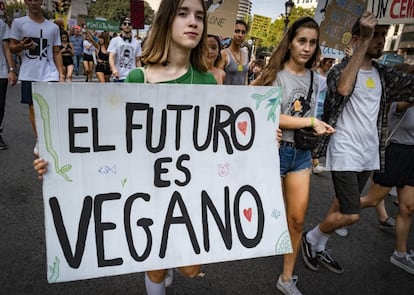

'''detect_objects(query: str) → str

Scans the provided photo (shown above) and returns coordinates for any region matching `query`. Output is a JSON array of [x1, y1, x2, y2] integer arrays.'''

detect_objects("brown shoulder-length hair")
[[254, 17, 321, 86], [207, 34, 223, 68], [98, 32, 110, 49], [141, 0, 208, 72]]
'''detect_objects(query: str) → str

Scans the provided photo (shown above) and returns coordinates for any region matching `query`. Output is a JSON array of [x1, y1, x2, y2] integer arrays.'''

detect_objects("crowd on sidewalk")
[[1, 1, 413, 295]]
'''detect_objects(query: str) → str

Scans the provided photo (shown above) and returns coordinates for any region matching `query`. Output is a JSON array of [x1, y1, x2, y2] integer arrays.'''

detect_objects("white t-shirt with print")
[[0, 19, 10, 79], [326, 68, 381, 171], [10, 16, 61, 81], [107, 36, 141, 80]]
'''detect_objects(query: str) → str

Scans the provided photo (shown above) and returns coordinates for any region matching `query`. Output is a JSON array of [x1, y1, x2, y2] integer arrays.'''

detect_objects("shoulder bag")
[[294, 71, 321, 150]]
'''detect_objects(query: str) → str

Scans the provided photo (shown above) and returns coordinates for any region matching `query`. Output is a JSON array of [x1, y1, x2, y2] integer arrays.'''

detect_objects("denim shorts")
[[279, 142, 312, 177]]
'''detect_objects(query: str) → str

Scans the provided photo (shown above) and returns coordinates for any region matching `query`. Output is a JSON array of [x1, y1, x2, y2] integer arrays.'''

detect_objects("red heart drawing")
[[243, 208, 252, 222], [237, 121, 248, 135]]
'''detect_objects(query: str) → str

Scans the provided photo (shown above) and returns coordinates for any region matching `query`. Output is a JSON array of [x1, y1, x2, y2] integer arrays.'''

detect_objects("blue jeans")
[[279, 143, 312, 177], [73, 54, 82, 74]]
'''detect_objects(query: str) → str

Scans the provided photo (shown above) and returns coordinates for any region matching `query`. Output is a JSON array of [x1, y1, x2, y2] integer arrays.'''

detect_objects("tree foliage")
[[4, 0, 54, 21], [88, 0, 154, 25], [249, 7, 315, 54], [4, 0, 25, 19]]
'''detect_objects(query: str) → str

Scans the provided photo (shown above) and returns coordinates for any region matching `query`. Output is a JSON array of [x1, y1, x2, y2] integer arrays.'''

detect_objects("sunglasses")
[[123, 22, 131, 26]]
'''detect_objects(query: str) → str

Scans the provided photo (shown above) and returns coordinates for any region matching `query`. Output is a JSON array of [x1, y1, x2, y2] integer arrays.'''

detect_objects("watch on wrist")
[[9, 68, 16, 73]]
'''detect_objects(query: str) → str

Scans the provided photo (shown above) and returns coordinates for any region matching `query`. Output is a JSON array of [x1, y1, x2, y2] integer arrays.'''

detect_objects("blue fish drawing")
[[98, 165, 117, 174]]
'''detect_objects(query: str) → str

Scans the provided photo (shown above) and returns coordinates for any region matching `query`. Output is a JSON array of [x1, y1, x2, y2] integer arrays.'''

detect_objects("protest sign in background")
[[33, 83, 291, 283], [319, 45, 345, 60], [85, 18, 119, 32], [250, 14, 272, 39], [317, 0, 367, 51], [316, 0, 414, 51], [205, 0, 239, 38], [368, 0, 414, 24]]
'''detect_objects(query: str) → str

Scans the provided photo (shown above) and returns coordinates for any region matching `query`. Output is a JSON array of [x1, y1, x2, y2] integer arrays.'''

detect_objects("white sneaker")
[[312, 164, 326, 174], [276, 275, 302, 295], [334, 227, 348, 237], [165, 268, 174, 287]]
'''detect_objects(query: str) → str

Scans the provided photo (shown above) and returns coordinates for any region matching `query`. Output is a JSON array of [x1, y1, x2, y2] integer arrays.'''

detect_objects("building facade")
[[237, 0, 251, 20], [294, 0, 318, 10], [385, 24, 414, 65]]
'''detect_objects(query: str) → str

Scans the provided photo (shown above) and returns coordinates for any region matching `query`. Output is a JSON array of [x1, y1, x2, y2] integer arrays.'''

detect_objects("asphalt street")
[[1, 79, 413, 295]]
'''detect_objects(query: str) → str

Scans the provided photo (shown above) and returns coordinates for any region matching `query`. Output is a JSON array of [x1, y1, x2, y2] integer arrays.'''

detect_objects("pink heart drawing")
[[237, 121, 248, 135], [243, 208, 252, 222]]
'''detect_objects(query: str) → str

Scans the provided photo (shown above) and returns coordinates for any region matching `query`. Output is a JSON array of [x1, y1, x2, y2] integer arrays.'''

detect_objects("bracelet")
[[310, 117, 315, 128]]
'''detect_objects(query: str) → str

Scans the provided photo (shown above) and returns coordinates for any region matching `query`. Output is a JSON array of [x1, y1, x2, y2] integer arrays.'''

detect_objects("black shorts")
[[373, 142, 414, 188], [21, 81, 33, 105], [331, 171, 371, 214], [96, 62, 111, 75], [62, 55, 74, 67], [83, 53, 94, 62]]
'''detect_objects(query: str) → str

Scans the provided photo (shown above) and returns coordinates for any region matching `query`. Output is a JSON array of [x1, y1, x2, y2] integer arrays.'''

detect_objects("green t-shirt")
[[125, 65, 217, 85]]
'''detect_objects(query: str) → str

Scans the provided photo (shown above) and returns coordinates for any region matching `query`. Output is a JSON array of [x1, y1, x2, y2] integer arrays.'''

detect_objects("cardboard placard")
[[33, 83, 292, 283]]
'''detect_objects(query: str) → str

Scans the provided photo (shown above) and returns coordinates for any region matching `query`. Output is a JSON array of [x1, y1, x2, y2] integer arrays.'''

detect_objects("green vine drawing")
[[33, 93, 72, 182], [251, 87, 282, 123], [48, 256, 60, 283]]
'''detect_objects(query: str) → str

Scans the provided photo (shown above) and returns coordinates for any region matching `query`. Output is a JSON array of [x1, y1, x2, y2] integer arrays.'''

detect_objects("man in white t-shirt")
[[108, 17, 141, 82], [301, 12, 414, 275], [0, 18, 17, 150], [9, 0, 63, 145]]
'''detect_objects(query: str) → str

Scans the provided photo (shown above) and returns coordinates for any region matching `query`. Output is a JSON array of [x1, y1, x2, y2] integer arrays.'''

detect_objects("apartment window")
[[401, 32, 414, 42], [390, 39, 396, 50], [394, 25, 400, 35]]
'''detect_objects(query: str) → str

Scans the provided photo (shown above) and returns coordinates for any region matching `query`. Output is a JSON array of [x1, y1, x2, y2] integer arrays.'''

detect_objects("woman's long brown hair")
[[253, 17, 321, 86]]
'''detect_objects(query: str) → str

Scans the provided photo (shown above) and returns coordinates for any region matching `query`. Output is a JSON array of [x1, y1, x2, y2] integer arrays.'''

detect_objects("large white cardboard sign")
[[367, 0, 414, 24], [33, 83, 291, 283]]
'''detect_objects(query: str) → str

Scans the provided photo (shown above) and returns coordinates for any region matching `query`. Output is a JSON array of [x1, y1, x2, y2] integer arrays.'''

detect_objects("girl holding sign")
[[121, 0, 216, 294], [252, 17, 334, 295], [34, 0, 215, 293]]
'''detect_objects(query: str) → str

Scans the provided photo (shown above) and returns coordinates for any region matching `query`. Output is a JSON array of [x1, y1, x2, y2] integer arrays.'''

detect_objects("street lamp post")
[[284, 0, 294, 33]]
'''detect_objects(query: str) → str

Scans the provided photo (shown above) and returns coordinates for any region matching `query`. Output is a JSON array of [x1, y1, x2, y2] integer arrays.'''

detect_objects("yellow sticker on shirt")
[[366, 77, 375, 89], [294, 99, 302, 112]]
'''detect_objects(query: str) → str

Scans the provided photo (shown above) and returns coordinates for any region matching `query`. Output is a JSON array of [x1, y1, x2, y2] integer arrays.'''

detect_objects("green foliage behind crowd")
[[3, 1, 313, 52], [4, 0, 155, 26], [88, 0, 154, 25], [249, 7, 315, 54]]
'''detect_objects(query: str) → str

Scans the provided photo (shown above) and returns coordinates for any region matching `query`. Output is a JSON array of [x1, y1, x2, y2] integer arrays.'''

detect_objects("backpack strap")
[[307, 70, 314, 100]]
